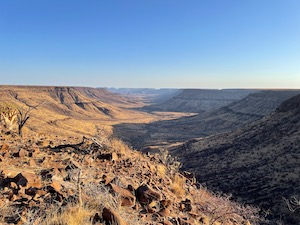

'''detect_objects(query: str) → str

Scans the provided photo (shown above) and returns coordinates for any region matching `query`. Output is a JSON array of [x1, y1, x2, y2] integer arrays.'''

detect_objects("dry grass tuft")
[[171, 173, 186, 198], [157, 164, 167, 178], [191, 185, 261, 225], [109, 138, 128, 155], [42, 205, 94, 225]]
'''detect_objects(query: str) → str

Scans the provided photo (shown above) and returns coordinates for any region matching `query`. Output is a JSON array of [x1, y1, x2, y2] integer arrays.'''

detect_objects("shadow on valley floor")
[[113, 108, 263, 151], [113, 90, 300, 151]]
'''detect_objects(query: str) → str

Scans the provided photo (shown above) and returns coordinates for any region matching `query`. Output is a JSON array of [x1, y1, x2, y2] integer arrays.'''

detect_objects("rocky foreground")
[[0, 133, 260, 225]]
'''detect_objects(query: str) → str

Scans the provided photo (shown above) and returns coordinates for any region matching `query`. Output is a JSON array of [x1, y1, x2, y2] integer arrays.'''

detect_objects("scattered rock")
[[97, 152, 118, 161], [18, 149, 28, 158], [1, 143, 9, 152], [180, 199, 192, 212], [109, 183, 136, 207], [136, 184, 162, 205], [102, 207, 129, 225], [13, 172, 42, 188], [0, 134, 258, 225]]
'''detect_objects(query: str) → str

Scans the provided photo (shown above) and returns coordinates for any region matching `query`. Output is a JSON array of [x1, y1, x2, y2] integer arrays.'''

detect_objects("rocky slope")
[[114, 90, 300, 149], [0, 86, 172, 138], [0, 133, 260, 225], [143, 89, 256, 113], [171, 94, 300, 224]]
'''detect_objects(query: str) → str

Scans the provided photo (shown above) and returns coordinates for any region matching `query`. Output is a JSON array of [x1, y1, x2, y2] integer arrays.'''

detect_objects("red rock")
[[102, 174, 115, 185], [10, 194, 19, 201], [102, 207, 129, 225], [161, 199, 172, 208], [50, 180, 62, 193], [97, 152, 118, 161], [29, 159, 36, 167], [36, 189, 47, 196], [178, 217, 192, 225], [109, 183, 136, 207], [10, 182, 18, 189], [159, 207, 170, 217], [147, 200, 159, 213], [136, 184, 162, 205], [1, 143, 9, 152], [13, 172, 42, 188], [18, 149, 28, 158], [161, 220, 172, 225]]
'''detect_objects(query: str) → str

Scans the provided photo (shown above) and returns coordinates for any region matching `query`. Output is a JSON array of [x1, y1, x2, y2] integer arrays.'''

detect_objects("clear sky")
[[0, 0, 299, 88]]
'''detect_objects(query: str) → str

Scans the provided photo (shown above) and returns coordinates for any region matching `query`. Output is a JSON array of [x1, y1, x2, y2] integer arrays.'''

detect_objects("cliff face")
[[144, 89, 256, 113], [171, 94, 300, 224], [276, 93, 300, 113]]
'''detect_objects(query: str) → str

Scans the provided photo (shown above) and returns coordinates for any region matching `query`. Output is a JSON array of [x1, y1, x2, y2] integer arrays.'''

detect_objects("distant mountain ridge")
[[143, 89, 257, 113], [107, 88, 180, 104]]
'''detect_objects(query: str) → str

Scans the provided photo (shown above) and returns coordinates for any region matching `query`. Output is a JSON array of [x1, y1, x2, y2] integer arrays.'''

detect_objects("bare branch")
[[283, 196, 300, 213]]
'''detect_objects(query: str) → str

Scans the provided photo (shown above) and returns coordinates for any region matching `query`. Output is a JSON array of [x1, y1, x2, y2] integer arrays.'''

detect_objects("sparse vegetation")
[[0, 102, 42, 137], [0, 133, 261, 225], [171, 173, 186, 198], [158, 148, 182, 173], [0, 102, 18, 134], [0, 86, 273, 224], [283, 196, 300, 213]]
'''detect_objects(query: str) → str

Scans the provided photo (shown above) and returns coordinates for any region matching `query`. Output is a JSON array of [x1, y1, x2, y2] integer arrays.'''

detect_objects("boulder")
[[12, 172, 42, 188], [136, 184, 162, 205], [97, 152, 118, 161], [180, 199, 192, 212], [102, 207, 128, 225], [1, 143, 9, 152], [159, 199, 172, 217], [109, 183, 136, 207], [18, 149, 28, 158], [50, 180, 62, 193]]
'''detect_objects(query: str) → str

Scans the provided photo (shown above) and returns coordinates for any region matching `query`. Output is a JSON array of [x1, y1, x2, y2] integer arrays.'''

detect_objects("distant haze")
[[0, 1, 300, 88]]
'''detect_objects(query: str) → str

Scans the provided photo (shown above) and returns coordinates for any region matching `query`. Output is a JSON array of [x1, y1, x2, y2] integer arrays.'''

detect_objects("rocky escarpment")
[[0, 85, 157, 138], [143, 89, 256, 113], [171, 94, 300, 224], [0, 133, 260, 225], [107, 88, 180, 104]]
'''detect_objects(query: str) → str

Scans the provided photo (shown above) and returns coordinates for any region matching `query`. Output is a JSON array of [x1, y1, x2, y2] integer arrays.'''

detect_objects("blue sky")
[[0, 0, 299, 88]]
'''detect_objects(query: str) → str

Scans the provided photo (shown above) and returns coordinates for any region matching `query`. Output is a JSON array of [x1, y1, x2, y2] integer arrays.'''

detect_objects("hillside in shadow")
[[114, 90, 300, 150], [171, 94, 300, 224]]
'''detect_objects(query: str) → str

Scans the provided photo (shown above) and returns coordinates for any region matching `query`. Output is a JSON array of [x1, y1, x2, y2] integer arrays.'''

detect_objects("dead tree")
[[0, 102, 44, 136], [283, 196, 300, 213], [16, 103, 44, 137], [16, 108, 30, 136]]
